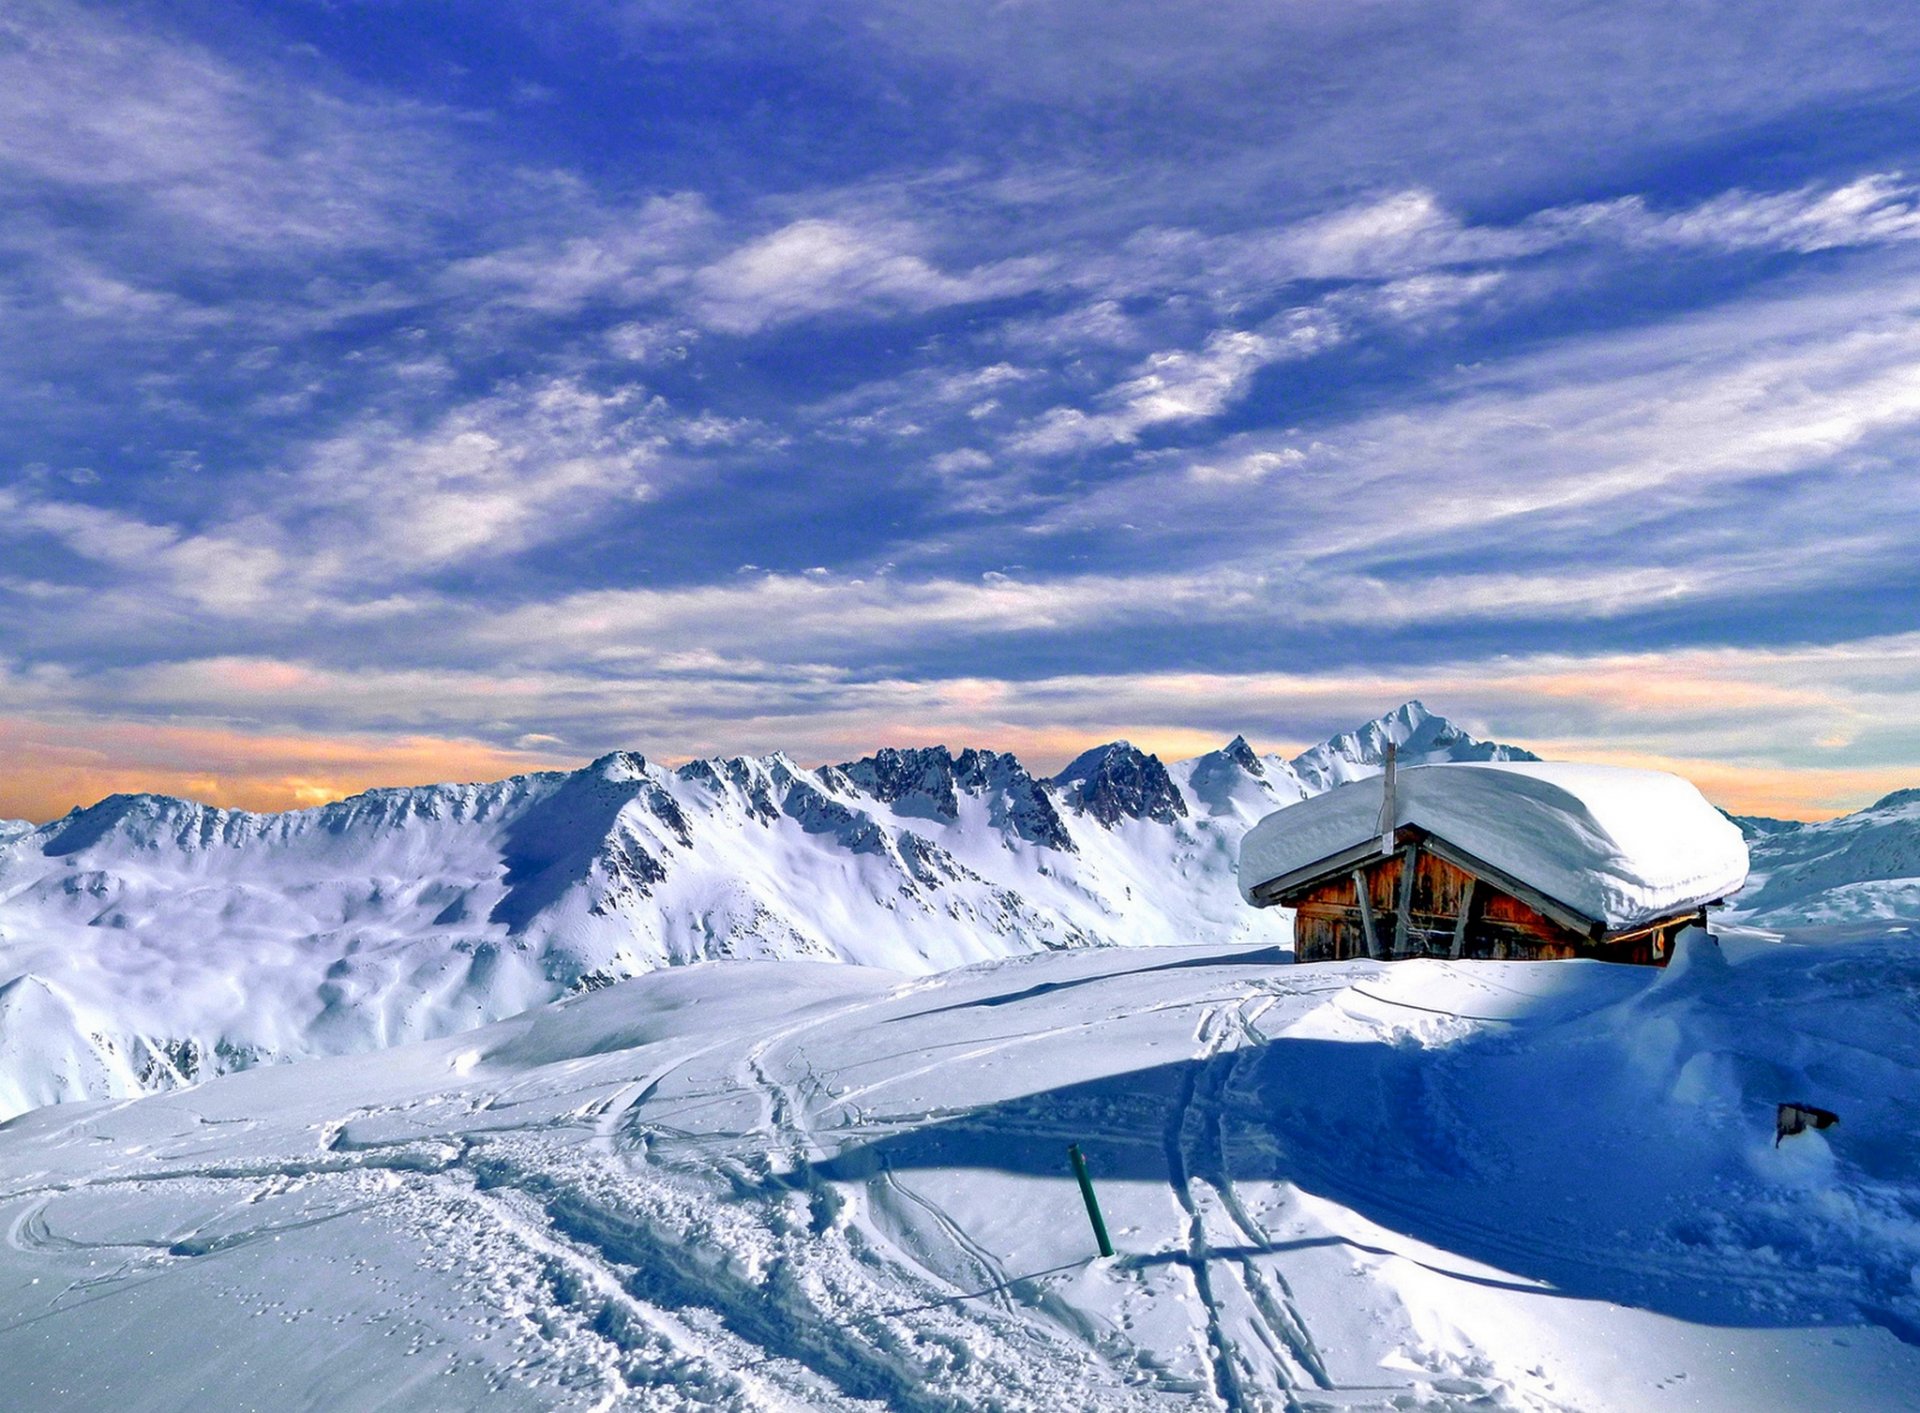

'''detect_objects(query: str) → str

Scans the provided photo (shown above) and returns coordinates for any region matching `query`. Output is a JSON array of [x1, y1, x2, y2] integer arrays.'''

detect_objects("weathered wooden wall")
[[1286, 846, 1688, 966]]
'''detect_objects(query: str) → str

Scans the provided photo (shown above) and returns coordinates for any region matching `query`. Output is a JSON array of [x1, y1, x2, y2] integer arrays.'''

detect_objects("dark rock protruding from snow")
[[1178, 735, 1310, 820], [839, 747, 963, 821], [1052, 742, 1189, 827], [836, 746, 1075, 852], [1222, 734, 1263, 774], [1721, 808, 1804, 841]]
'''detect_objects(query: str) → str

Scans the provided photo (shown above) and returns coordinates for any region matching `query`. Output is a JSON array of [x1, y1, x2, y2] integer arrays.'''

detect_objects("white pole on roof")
[[1377, 741, 1397, 856]]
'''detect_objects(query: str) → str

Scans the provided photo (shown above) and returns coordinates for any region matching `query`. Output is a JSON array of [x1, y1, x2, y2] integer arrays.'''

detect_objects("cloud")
[[1058, 177, 1920, 320], [1029, 255, 1920, 612], [0, 488, 287, 614], [1005, 269, 1509, 457], [607, 319, 699, 364], [1599, 173, 1920, 255], [443, 195, 717, 314], [0, 713, 572, 820], [689, 218, 1046, 333], [1013, 313, 1340, 454], [0, 2, 449, 253], [0, 375, 707, 629], [289, 376, 669, 577]]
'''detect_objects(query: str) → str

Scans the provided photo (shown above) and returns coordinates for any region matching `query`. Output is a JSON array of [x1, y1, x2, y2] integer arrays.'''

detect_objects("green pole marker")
[[1068, 1143, 1114, 1258]]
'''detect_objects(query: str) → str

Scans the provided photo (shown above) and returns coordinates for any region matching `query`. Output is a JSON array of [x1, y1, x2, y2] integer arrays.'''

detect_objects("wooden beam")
[[1251, 830, 1421, 907], [1351, 867, 1382, 959], [1451, 875, 1476, 959], [1418, 835, 1602, 939], [1393, 843, 1418, 956], [1600, 907, 1716, 947]]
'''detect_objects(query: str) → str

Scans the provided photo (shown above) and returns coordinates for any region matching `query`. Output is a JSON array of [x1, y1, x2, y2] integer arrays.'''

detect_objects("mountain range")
[[0, 700, 1908, 1118]]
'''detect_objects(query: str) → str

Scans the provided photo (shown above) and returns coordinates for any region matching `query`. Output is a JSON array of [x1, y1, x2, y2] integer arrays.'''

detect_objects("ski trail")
[[1198, 1010, 1334, 1396], [731, 979, 1174, 1393], [583, 1028, 747, 1158], [738, 1002, 1018, 1325], [825, 993, 1222, 1114], [871, 1161, 1017, 1315], [422, 1172, 810, 1413], [1164, 1004, 1253, 1411], [1163, 997, 1361, 1411]]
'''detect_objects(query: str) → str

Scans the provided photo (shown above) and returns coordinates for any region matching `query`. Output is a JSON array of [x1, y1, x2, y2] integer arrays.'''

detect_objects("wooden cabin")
[[1237, 759, 1749, 967]]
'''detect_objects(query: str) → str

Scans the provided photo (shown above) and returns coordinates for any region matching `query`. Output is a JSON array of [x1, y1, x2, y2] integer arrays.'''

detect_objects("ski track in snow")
[[1, 942, 1919, 1411]]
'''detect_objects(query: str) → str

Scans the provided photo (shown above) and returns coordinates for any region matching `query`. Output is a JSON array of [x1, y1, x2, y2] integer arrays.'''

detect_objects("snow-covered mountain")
[[1732, 788, 1920, 930], [0, 703, 1513, 1117], [3, 711, 1918, 1409], [1285, 698, 1540, 793]]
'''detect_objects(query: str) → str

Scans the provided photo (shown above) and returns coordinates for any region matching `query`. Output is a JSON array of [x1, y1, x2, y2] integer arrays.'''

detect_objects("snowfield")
[[1, 932, 1916, 1411], [1729, 788, 1920, 932]]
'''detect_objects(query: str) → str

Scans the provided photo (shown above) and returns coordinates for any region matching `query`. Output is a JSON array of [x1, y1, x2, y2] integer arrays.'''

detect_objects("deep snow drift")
[[1, 933, 1914, 1411], [0, 703, 1521, 1117]]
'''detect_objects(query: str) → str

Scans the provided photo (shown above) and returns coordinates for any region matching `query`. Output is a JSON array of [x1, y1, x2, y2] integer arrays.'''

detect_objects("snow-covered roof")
[[1238, 761, 1750, 932]]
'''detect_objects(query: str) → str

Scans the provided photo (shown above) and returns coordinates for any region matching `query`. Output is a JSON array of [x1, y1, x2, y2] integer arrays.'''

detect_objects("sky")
[[5, 0, 1920, 821]]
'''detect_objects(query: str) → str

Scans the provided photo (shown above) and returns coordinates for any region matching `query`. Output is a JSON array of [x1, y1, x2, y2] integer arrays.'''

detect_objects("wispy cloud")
[[688, 217, 1046, 333], [442, 195, 717, 314], [287, 377, 670, 577], [1012, 316, 1338, 454], [0, 2, 451, 253], [5, 3, 1920, 821], [1034, 257, 1920, 587]]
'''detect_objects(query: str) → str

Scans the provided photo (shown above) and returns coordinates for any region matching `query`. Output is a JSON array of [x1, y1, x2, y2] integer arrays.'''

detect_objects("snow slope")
[[1239, 762, 1750, 929], [1, 932, 1914, 1411], [1733, 789, 1920, 931], [0, 704, 1491, 1118]]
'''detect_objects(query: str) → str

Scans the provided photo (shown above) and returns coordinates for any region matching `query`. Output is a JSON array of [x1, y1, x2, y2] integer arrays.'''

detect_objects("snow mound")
[[1239, 761, 1750, 929]]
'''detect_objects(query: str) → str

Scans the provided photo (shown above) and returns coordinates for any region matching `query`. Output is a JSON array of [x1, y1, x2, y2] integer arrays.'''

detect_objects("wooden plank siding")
[[1285, 841, 1700, 966]]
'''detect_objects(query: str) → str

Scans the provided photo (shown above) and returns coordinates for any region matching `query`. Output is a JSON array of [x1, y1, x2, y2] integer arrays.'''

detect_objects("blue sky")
[[5, 0, 1920, 819]]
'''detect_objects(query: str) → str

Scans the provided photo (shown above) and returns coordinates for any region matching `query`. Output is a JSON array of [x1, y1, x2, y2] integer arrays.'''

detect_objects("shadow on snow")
[[782, 947, 1920, 1347]]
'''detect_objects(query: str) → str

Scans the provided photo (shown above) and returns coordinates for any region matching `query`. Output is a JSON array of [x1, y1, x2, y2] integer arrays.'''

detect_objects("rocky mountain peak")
[[1222, 734, 1263, 773], [1052, 742, 1188, 828], [587, 750, 653, 783], [838, 746, 963, 820], [1288, 701, 1538, 793]]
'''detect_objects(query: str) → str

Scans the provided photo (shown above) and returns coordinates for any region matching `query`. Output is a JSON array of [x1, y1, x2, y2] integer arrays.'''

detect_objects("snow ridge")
[[1733, 788, 1920, 928]]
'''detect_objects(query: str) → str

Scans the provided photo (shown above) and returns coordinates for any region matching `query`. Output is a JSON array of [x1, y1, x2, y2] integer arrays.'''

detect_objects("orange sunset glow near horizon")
[[3, 707, 1910, 826]]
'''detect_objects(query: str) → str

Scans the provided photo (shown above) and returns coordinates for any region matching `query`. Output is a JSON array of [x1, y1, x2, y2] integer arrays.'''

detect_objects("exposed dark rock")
[[1052, 742, 1188, 827]]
